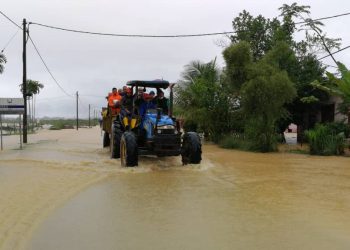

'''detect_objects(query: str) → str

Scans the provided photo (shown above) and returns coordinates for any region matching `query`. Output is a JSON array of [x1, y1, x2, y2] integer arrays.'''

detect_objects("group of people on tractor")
[[106, 85, 169, 129]]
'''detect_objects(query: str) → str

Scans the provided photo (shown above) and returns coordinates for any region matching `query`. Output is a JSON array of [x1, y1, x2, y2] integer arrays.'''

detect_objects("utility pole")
[[22, 18, 27, 143], [88, 104, 91, 128], [76, 91, 79, 130]]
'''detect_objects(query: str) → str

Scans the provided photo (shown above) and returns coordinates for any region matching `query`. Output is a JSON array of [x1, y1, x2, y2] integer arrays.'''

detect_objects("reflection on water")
[[1, 127, 350, 250]]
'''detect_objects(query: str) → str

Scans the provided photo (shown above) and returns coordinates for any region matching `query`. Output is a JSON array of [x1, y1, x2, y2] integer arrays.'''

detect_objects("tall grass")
[[305, 124, 345, 156], [219, 133, 256, 151]]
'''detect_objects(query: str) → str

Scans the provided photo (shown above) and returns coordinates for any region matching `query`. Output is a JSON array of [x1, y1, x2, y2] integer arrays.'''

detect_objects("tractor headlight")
[[157, 125, 176, 134], [158, 125, 175, 130]]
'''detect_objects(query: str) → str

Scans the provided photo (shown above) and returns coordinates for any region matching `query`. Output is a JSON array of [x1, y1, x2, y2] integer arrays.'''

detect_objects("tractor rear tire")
[[111, 123, 123, 159], [120, 131, 138, 167], [181, 132, 202, 165], [103, 132, 110, 148]]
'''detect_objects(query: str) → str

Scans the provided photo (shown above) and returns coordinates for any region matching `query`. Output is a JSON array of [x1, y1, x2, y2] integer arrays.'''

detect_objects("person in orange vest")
[[108, 87, 122, 114]]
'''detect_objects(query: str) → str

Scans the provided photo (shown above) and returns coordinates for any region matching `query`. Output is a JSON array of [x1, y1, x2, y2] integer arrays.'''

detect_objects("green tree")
[[0, 53, 6, 74], [175, 60, 219, 136], [20, 79, 44, 96], [261, 42, 328, 132], [222, 41, 252, 92], [231, 10, 281, 60], [242, 61, 296, 152], [229, 3, 341, 136], [175, 59, 234, 140]]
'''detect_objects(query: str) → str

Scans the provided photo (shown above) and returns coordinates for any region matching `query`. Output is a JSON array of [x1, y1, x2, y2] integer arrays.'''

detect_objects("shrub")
[[305, 124, 345, 155]]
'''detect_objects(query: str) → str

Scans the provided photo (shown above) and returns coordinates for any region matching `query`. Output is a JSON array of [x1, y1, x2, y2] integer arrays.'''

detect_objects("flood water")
[[1, 127, 350, 250]]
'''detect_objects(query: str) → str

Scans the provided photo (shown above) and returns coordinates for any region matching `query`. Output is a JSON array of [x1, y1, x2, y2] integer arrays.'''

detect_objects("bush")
[[305, 124, 345, 155]]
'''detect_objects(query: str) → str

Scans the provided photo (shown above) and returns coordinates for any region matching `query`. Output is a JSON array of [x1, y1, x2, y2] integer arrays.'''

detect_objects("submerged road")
[[0, 127, 349, 250]]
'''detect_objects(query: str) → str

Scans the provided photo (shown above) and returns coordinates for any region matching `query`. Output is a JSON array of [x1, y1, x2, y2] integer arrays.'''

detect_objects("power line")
[[28, 11, 350, 38], [318, 45, 350, 60], [29, 22, 235, 38], [28, 34, 73, 97], [2, 8, 350, 39], [0, 10, 22, 29], [295, 12, 350, 25], [1, 28, 20, 53]]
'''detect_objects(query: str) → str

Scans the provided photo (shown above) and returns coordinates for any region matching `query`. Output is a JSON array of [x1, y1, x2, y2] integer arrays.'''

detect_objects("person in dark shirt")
[[133, 88, 144, 114], [149, 90, 156, 102], [120, 86, 128, 97], [121, 88, 135, 129], [121, 88, 133, 114], [155, 90, 169, 115]]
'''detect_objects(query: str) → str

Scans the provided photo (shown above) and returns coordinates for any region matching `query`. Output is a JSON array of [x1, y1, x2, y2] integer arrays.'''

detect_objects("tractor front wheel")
[[120, 131, 138, 167], [111, 123, 123, 159], [181, 132, 202, 165]]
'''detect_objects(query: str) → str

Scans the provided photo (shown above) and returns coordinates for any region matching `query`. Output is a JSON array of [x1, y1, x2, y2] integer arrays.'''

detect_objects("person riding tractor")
[[108, 87, 122, 115], [121, 88, 137, 130]]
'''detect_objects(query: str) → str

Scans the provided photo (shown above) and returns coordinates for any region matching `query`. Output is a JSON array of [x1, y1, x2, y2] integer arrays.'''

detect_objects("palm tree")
[[175, 59, 229, 139], [20, 79, 44, 130], [0, 53, 7, 74]]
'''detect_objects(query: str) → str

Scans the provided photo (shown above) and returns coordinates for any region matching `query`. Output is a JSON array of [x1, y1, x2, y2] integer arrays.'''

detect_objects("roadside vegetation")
[[175, 3, 350, 155], [306, 123, 346, 156]]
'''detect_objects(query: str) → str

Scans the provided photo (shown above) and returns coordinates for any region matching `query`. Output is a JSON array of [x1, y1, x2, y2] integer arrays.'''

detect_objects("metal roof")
[[126, 80, 170, 89]]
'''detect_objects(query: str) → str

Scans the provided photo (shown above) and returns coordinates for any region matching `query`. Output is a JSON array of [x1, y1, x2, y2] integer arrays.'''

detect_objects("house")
[[317, 96, 349, 124]]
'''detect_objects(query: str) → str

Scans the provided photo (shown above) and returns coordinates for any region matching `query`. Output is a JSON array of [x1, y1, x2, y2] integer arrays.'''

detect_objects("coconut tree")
[[174, 59, 234, 140], [0, 53, 6, 74]]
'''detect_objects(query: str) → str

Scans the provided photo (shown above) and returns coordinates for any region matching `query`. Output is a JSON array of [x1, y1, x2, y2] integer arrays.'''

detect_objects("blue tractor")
[[107, 80, 202, 167]]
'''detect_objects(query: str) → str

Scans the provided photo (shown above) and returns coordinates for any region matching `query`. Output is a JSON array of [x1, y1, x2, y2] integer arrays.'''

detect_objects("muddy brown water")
[[1, 127, 350, 250]]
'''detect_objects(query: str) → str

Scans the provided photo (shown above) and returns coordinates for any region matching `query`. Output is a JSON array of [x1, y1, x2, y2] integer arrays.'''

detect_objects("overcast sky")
[[1, 0, 350, 118]]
